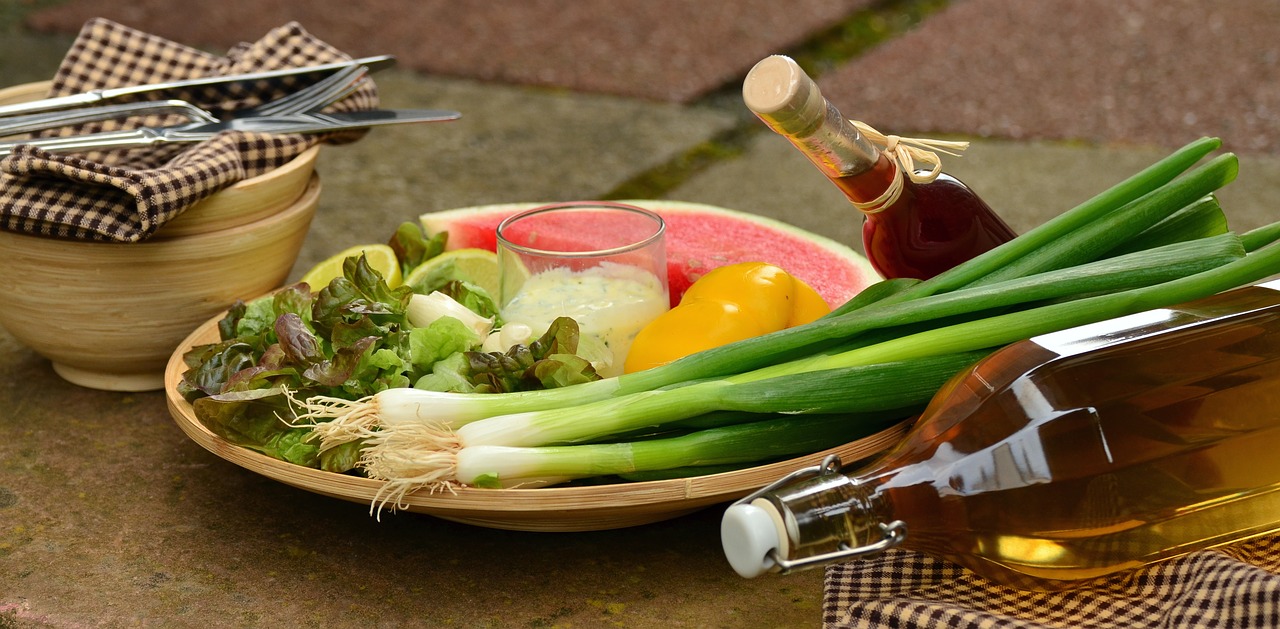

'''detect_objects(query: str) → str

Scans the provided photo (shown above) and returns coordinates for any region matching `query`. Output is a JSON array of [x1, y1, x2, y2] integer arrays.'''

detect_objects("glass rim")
[[495, 201, 667, 258]]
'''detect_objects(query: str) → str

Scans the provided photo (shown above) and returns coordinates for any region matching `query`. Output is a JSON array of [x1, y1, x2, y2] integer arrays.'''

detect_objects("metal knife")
[[0, 55, 398, 118], [0, 108, 462, 156], [187, 109, 463, 135]]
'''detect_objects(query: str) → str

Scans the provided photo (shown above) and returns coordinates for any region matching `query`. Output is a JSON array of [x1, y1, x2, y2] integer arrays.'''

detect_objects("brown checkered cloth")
[[0, 18, 379, 242], [824, 535, 1280, 628]]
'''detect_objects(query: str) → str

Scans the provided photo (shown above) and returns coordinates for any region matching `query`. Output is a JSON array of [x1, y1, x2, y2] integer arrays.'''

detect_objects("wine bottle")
[[722, 279, 1280, 591], [742, 55, 1016, 281]]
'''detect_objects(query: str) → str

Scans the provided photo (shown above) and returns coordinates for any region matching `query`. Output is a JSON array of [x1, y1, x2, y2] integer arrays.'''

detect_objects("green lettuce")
[[181, 247, 603, 472]]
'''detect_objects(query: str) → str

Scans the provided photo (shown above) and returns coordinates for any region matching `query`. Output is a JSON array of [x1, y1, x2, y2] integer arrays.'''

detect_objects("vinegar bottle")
[[742, 55, 1017, 281], [722, 279, 1280, 591]]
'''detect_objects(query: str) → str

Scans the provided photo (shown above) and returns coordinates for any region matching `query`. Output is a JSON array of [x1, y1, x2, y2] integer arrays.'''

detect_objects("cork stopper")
[[742, 55, 828, 137]]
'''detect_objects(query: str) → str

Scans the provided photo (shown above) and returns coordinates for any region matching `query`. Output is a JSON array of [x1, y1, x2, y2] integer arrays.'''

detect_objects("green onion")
[[1243, 222, 1280, 253], [1104, 195, 1228, 256], [360, 351, 987, 495], [356, 237, 1280, 494], [855, 136, 1226, 305], [293, 139, 1280, 508], [968, 153, 1238, 287], [449, 412, 908, 488], [435, 351, 986, 448], [300, 228, 1247, 450], [775, 239, 1280, 375]]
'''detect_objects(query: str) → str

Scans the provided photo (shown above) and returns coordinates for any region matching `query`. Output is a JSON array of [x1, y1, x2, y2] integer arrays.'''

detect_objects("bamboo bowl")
[[164, 315, 909, 531], [0, 81, 323, 391], [0, 177, 320, 391]]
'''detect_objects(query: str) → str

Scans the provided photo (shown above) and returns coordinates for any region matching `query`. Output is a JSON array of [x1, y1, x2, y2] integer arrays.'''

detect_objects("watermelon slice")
[[420, 200, 880, 308]]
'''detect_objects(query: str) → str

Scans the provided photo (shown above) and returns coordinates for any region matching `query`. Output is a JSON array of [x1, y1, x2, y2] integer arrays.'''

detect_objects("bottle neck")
[[773, 101, 883, 181], [765, 103, 904, 213], [741, 55, 893, 208], [764, 467, 897, 564]]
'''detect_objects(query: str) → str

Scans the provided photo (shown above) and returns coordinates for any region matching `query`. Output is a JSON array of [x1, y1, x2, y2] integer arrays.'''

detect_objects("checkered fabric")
[[823, 535, 1280, 628], [0, 18, 379, 242]]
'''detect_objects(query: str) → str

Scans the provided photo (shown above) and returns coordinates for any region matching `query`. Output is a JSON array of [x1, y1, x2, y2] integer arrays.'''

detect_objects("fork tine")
[[290, 71, 369, 114], [252, 64, 368, 116], [281, 73, 370, 115], [282, 64, 369, 113]]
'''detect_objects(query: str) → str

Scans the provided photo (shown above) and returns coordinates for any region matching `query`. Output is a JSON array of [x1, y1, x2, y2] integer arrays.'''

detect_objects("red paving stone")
[[24, 0, 1280, 153], [24, 0, 870, 103], [818, 0, 1280, 155]]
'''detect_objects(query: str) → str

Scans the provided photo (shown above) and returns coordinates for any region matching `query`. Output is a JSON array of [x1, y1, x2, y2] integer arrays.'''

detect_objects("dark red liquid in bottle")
[[833, 155, 1018, 281]]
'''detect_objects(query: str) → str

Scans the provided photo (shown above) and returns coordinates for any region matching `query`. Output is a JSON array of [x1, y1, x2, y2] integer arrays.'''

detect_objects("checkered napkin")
[[0, 18, 379, 242], [823, 535, 1280, 628]]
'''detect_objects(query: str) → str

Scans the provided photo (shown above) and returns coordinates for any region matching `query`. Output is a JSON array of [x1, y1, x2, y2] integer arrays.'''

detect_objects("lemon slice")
[[300, 243, 403, 290], [404, 248, 501, 297]]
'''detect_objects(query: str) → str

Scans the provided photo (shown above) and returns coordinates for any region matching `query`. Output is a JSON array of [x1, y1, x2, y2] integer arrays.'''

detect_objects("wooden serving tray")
[[164, 313, 907, 532]]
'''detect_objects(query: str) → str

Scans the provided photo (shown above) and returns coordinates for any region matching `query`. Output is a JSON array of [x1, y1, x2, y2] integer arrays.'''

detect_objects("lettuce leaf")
[[409, 316, 478, 370], [389, 221, 447, 279], [181, 242, 605, 471], [192, 387, 320, 468], [463, 317, 600, 393]]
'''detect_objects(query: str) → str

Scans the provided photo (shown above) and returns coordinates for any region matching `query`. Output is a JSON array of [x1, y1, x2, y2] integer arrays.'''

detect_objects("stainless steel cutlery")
[[0, 55, 462, 156]]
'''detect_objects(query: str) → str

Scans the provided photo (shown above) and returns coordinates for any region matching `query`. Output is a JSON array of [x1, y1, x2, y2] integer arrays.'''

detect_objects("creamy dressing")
[[500, 262, 668, 377]]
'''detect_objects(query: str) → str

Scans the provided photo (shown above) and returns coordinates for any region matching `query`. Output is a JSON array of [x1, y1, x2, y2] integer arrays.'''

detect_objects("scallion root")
[[362, 421, 463, 515], [290, 394, 381, 450]]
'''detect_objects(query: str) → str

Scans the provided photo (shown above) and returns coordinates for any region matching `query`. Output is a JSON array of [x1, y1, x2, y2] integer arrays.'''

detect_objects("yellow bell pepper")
[[623, 262, 830, 373]]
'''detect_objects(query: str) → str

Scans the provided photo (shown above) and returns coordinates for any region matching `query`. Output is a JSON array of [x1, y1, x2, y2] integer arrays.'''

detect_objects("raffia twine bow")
[[849, 120, 970, 214]]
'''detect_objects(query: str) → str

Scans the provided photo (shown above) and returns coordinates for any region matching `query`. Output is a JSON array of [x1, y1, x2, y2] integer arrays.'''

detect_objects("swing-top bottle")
[[723, 279, 1280, 590]]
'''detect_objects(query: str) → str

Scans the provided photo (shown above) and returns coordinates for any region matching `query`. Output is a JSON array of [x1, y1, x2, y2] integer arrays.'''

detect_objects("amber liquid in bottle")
[[743, 55, 1016, 281], [728, 282, 1280, 590]]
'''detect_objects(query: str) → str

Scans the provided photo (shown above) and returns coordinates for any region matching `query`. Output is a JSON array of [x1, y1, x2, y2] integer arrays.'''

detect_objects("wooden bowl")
[[0, 176, 320, 391], [0, 81, 320, 238], [164, 314, 909, 531]]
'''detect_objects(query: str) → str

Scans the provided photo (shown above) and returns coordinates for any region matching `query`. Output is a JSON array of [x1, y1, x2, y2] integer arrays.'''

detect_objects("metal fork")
[[0, 62, 367, 140]]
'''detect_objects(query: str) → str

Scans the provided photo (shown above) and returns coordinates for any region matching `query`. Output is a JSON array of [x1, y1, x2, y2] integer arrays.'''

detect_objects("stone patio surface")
[[2, 1, 1278, 627]]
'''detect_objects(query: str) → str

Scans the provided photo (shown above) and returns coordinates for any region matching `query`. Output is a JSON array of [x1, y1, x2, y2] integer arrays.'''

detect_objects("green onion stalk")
[[292, 139, 1263, 496], [299, 216, 1243, 448], [358, 239, 1280, 498]]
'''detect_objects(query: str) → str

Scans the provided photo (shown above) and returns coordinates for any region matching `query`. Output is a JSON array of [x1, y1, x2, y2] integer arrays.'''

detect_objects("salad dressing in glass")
[[500, 262, 668, 377]]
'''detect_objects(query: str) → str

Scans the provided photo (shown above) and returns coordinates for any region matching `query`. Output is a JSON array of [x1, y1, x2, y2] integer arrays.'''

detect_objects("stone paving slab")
[[295, 70, 738, 278], [0, 334, 827, 628], [4, 2, 1280, 628], [818, 0, 1280, 155], [23, 0, 871, 103], [23, 0, 1280, 154]]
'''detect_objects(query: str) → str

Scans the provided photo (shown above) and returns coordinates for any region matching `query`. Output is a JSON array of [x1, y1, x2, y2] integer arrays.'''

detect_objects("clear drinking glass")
[[496, 201, 669, 377]]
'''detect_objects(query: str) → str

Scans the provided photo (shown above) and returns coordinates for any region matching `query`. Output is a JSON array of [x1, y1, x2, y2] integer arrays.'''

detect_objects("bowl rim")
[[0, 174, 321, 249]]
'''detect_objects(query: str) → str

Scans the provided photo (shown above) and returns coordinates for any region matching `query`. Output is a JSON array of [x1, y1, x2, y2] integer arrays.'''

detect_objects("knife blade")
[[0, 55, 397, 118]]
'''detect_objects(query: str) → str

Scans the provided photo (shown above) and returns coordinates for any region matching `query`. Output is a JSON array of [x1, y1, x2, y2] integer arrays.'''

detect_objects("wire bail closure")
[[849, 120, 969, 215], [729, 454, 908, 575]]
